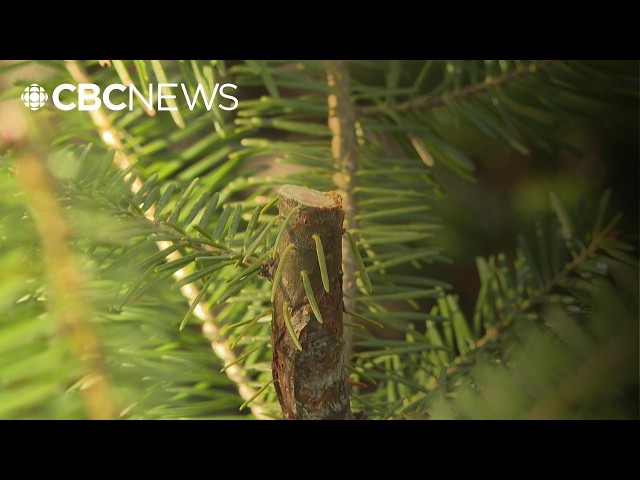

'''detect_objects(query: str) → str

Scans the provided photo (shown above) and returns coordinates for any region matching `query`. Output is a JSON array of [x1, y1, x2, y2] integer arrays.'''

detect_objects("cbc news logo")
[[21, 84, 49, 111], [19, 81, 238, 112]]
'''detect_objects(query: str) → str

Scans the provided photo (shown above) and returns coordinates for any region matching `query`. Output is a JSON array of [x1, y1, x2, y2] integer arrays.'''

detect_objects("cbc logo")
[[21, 84, 48, 111], [19, 81, 239, 112]]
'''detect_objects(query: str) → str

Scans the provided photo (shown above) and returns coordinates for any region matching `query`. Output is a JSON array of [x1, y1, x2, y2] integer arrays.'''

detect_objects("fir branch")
[[443, 228, 610, 379], [357, 60, 558, 116], [326, 60, 359, 359], [16, 150, 116, 419], [66, 61, 272, 419]]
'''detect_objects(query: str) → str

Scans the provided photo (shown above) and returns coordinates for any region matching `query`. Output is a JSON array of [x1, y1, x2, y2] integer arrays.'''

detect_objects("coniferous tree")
[[0, 60, 637, 419]]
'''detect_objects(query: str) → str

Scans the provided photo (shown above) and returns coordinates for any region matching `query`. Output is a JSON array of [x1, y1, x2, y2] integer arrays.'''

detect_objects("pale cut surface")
[[279, 185, 337, 208]]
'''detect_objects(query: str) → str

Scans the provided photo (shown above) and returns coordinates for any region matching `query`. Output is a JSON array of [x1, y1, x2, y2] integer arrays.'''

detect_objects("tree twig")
[[358, 60, 558, 116], [444, 229, 607, 377], [17, 150, 117, 419], [65, 60, 272, 419], [327, 60, 359, 361], [271, 185, 352, 419]]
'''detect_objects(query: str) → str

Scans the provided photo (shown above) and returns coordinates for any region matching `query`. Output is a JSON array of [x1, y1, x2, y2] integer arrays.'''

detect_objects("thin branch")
[[271, 185, 352, 419], [16, 150, 117, 420], [326, 60, 359, 361], [444, 229, 608, 378], [66, 61, 272, 419], [358, 60, 559, 116], [110, 208, 257, 266]]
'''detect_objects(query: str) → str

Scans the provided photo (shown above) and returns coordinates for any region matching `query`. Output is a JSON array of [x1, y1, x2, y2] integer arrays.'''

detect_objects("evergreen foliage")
[[0, 60, 637, 419]]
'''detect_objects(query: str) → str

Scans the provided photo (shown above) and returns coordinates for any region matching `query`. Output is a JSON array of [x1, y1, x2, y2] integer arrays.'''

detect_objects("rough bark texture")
[[272, 185, 352, 420], [327, 60, 359, 362]]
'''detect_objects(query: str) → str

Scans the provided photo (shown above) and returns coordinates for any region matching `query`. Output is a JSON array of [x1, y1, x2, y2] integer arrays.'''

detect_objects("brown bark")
[[271, 185, 352, 419]]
